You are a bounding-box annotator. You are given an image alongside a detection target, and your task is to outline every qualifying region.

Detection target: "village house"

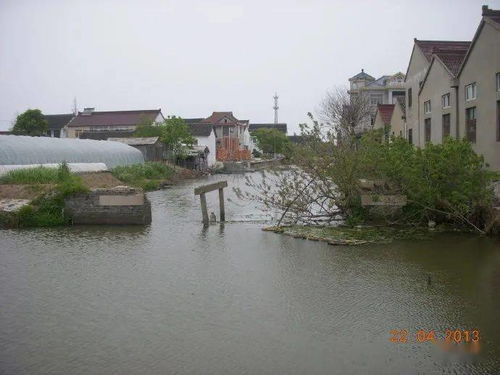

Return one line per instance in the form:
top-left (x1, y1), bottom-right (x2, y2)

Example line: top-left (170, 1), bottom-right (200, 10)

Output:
top-left (185, 121), bottom-right (217, 167)
top-left (65, 108), bottom-right (164, 138)
top-left (348, 70), bottom-right (406, 133)
top-left (43, 113), bottom-right (74, 138)
top-left (185, 112), bottom-right (253, 161)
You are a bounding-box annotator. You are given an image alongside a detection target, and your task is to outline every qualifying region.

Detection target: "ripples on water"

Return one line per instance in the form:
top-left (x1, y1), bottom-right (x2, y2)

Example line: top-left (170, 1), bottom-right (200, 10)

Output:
top-left (1, 173), bottom-right (499, 374)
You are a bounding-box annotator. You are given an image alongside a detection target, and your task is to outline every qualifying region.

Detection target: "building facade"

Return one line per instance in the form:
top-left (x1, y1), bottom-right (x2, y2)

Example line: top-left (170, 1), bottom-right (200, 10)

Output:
top-left (405, 5), bottom-right (500, 170)
top-left (65, 108), bottom-right (164, 138)
top-left (349, 70), bottom-right (406, 133)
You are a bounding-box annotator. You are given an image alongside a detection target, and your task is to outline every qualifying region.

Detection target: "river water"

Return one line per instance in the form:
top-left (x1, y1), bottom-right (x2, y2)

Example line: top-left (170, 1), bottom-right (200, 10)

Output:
top-left (1, 173), bottom-right (499, 375)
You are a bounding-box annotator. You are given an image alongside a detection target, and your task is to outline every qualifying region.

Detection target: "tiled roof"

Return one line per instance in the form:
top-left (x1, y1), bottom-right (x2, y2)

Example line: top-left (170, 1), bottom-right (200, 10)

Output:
top-left (108, 137), bottom-right (160, 146)
top-left (79, 130), bottom-right (135, 140)
top-left (377, 104), bottom-right (395, 125)
top-left (187, 123), bottom-right (213, 137)
top-left (68, 109), bottom-right (161, 127)
top-left (201, 112), bottom-right (239, 124)
top-left (43, 114), bottom-right (74, 130)
top-left (349, 69), bottom-right (375, 81)
top-left (415, 39), bottom-right (471, 62)
top-left (183, 118), bottom-right (204, 124)
top-left (483, 5), bottom-right (500, 25)
top-left (433, 48), bottom-right (469, 76)
top-left (249, 123), bottom-right (287, 133)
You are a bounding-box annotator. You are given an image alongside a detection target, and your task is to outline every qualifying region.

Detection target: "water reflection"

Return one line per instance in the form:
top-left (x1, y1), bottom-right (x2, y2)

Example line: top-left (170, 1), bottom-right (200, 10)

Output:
top-left (0, 172), bottom-right (499, 375)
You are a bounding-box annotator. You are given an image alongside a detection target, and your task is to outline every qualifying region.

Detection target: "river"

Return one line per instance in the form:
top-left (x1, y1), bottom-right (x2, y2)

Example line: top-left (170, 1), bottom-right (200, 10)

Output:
top-left (1, 173), bottom-right (499, 375)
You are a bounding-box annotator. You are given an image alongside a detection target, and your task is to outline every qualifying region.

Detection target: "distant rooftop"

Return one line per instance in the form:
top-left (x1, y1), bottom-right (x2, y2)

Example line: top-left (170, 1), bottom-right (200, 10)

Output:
top-left (43, 113), bottom-right (74, 130)
top-left (415, 39), bottom-right (471, 62)
top-left (249, 123), bottom-right (287, 134)
top-left (68, 109), bottom-right (162, 127)
top-left (349, 69), bottom-right (375, 81)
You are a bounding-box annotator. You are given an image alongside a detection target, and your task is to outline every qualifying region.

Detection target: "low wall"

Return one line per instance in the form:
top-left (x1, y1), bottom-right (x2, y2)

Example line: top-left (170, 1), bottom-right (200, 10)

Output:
top-left (64, 186), bottom-right (151, 225)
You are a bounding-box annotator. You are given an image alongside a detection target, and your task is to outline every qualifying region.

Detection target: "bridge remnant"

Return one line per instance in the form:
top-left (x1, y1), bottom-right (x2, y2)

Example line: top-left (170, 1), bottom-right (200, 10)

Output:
top-left (194, 180), bottom-right (228, 226)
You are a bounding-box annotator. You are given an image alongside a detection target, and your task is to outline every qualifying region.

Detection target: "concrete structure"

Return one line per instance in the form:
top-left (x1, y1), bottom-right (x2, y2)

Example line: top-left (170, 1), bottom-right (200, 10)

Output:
top-left (64, 186), bottom-right (151, 225)
top-left (457, 6), bottom-right (500, 170)
top-left (66, 108), bottom-right (164, 138)
top-left (108, 137), bottom-right (165, 162)
top-left (349, 70), bottom-right (406, 132)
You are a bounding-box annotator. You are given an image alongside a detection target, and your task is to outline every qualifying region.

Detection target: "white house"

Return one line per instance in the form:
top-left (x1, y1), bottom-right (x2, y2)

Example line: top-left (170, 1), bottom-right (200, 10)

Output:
top-left (186, 122), bottom-right (217, 167)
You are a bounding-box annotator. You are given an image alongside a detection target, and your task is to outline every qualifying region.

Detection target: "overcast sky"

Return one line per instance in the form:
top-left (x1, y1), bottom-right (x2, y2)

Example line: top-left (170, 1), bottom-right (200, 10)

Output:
top-left (1, 0), bottom-right (498, 133)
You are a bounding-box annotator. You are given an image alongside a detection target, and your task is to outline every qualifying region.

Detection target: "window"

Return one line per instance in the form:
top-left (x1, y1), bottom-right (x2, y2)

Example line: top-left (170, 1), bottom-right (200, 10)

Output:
top-left (408, 88), bottom-right (412, 107)
top-left (466, 107), bottom-right (477, 143)
top-left (424, 100), bottom-right (431, 114)
top-left (465, 83), bottom-right (477, 101)
top-left (497, 101), bottom-right (500, 142)
top-left (370, 95), bottom-right (383, 105)
top-left (442, 93), bottom-right (450, 108)
top-left (408, 128), bottom-right (413, 144)
top-left (425, 118), bottom-right (431, 143)
top-left (442, 114), bottom-right (450, 140)
top-left (497, 73), bottom-right (500, 92)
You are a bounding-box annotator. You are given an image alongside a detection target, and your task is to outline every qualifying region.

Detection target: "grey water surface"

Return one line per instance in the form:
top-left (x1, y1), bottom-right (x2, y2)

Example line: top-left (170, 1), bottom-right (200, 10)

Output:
top-left (1, 173), bottom-right (499, 375)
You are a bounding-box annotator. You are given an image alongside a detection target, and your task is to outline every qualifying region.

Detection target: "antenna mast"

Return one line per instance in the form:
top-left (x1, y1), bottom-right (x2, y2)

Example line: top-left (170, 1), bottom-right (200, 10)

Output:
top-left (72, 97), bottom-right (78, 115)
top-left (273, 92), bottom-right (279, 124)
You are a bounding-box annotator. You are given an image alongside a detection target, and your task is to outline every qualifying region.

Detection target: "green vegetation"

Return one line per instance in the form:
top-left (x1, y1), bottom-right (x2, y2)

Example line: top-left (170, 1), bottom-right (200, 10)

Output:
top-left (242, 88), bottom-right (496, 234)
top-left (111, 162), bottom-right (175, 191)
top-left (134, 116), bottom-right (195, 158)
top-left (11, 108), bottom-right (48, 136)
top-left (251, 128), bottom-right (290, 156)
top-left (0, 163), bottom-right (88, 228)
top-left (0, 166), bottom-right (61, 184)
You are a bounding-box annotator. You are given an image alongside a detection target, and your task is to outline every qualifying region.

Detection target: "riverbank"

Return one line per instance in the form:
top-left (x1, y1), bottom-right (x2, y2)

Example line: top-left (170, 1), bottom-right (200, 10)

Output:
top-left (0, 162), bottom-right (203, 228)
top-left (263, 224), bottom-right (455, 245)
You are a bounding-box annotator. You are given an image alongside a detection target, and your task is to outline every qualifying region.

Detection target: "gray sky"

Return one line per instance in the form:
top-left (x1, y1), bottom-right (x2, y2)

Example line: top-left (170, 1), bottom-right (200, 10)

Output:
top-left (1, 0), bottom-right (498, 133)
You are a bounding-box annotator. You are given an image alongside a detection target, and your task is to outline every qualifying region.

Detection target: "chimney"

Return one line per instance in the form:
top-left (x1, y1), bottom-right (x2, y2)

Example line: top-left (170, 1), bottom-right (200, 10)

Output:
top-left (82, 107), bottom-right (95, 116)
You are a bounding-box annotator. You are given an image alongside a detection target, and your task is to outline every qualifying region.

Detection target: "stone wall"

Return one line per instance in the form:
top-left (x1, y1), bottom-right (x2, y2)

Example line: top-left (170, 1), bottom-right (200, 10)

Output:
top-left (64, 186), bottom-right (151, 225)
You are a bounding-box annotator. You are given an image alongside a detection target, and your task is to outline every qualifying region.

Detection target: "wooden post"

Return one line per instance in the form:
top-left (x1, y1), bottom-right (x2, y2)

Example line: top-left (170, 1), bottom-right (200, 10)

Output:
top-left (200, 192), bottom-right (209, 226)
top-left (218, 188), bottom-right (225, 222)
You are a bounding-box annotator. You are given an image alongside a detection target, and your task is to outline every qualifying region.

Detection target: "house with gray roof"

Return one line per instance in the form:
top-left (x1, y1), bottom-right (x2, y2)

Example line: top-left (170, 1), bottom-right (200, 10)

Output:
top-left (43, 113), bottom-right (74, 138)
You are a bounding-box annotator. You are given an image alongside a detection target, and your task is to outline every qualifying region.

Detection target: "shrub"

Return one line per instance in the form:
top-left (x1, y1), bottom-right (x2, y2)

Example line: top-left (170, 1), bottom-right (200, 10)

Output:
top-left (111, 162), bottom-right (174, 191)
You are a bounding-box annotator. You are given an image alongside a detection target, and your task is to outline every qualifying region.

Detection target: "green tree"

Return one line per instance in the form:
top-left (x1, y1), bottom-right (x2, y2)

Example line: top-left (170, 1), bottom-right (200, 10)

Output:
top-left (251, 128), bottom-right (290, 155)
top-left (12, 109), bottom-right (48, 136)
top-left (134, 116), bottom-right (195, 157)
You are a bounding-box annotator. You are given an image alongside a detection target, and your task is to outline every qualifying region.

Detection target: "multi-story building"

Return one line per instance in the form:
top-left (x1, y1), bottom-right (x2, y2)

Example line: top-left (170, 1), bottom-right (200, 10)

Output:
top-left (348, 70), bottom-right (406, 133)
top-left (408, 5), bottom-right (499, 170)
top-left (405, 39), bottom-right (470, 145)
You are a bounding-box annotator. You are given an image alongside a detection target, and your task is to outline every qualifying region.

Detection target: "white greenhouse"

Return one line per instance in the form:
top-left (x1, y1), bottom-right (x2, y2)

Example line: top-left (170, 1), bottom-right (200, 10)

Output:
top-left (0, 136), bottom-right (144, 169)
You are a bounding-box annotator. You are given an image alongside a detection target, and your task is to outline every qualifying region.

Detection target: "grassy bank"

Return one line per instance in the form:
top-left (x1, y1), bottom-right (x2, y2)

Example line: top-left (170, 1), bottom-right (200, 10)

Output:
top-left (110, 162), bottom-right (176, 191)
top-left (0, 164), bottom-right (88, 228)
top-left (263, 225), bottom-right (436, 245)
